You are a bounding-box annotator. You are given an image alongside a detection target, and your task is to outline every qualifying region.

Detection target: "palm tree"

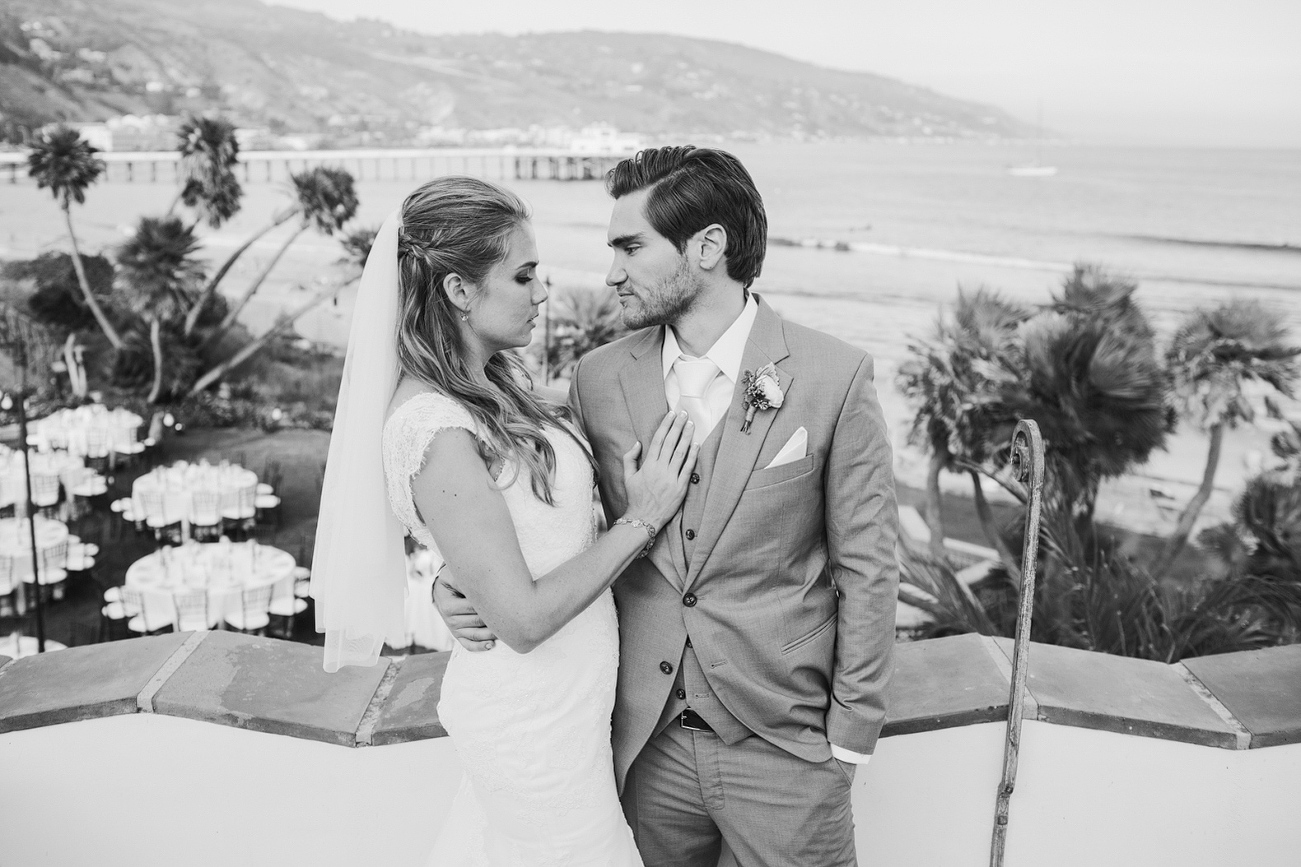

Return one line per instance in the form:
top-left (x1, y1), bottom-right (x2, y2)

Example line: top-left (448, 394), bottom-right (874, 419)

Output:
top-left (1153, 300), bottom-right (1300, 577)
top-left (539, 286), bottom-right (629, 381)
top-left (202, 166), bottom-right (359, 350)
top-left (172, 114), bottom-right (243, 229)
top-left (26, 126), bottom-right (124, 349)
top-left (188, 224), bottom-right (375, 397)
top-left (1005, 267), bottom-right (1171, 523)
top-left (896, 287), bottom-right (1030, 564)
top-left (115, 216), bottom-right (204, 402)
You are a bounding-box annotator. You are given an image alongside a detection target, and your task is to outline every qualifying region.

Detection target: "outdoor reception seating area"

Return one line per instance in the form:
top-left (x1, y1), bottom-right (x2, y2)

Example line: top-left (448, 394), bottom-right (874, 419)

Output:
top-left (0, 403), bottom-right (320, 659)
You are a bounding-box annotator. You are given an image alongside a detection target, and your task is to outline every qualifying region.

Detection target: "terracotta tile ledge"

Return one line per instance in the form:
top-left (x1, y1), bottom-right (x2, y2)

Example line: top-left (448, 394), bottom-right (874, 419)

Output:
top-left (0, 631), bottom-right (1296, 750)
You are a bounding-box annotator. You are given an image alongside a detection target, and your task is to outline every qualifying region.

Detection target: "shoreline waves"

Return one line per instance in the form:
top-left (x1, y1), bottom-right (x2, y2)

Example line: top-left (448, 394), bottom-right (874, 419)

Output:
top-left (2, 141), bottom-right (1297, 531)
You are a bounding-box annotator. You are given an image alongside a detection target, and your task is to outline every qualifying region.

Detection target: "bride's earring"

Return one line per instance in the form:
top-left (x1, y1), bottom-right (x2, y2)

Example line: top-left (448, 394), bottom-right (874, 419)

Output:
top-left (460, 312), bottom-right (469, 322)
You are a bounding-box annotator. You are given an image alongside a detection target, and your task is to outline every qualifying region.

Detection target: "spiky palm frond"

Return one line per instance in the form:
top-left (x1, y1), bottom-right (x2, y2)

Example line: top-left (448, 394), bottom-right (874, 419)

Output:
top-left (291, 166), bottom-right (359, 235)
top-left (896, 286), bottom-right (1030, 467)
top-left (116, 216), bottom-right (205, 324)
top-left (1167, 300), bottom-right (1301, 430)
top-left (898, 547), bottom-right (1001, 638)
top-left (1051, 263), bottom-right (1153, 344)
top-left (26, 126), bottom-right (104, 208)
top-left (1011, 311), bottom-right (1170, 487)
top-left (176, 115), bottom-right (243, 228)
top-left (337, 225), bottom-right (378, 270)
top-left (540, 287), bottom-right (628, 379)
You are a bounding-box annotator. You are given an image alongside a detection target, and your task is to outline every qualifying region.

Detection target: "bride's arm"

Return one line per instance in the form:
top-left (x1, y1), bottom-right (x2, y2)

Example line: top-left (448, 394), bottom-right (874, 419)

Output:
top-left (413, 411), bottom-right (697, 654)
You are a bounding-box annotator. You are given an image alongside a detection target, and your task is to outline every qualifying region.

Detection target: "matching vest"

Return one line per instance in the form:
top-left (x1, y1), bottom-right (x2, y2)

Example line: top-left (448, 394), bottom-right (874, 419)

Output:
top-left (651, 419), bottom-right (751, 744)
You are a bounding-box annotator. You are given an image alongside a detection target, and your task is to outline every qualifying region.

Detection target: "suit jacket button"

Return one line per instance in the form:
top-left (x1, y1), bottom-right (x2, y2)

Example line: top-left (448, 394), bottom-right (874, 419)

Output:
top-left (660, 661), bottom-right (674, 675)
top-left (690, 472), bottom-right (701, 484)
top-left (676, 688), bottom-right (687, 700)
top-left (685, 637), bottom-right (692, 648)
top-left (683, 593), bottom-right (697, 607)
top-left (685, 529), bottom-right (696, 540)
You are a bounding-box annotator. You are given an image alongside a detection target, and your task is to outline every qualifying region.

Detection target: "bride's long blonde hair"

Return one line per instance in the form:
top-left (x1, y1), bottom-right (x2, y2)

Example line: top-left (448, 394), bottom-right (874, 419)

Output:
top-left (395, 176), bottom-right (589, 504)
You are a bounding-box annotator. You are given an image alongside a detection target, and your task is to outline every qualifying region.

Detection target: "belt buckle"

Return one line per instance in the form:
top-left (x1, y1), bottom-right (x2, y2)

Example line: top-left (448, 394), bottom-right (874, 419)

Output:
top-left (679, 709), bottom-right (710, 732)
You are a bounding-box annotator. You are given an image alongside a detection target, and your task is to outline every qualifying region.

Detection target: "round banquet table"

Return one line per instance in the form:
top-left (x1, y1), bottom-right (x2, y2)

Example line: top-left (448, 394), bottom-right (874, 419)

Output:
top-left (0, 517), bottom-right (70, 582)
top-left (125, 540), bottom-right (296, 630)
top-left (0, 634), bottom-right (67, 659)
top-left (29, 404), bottom-right (144, 457)
top-left (0, 448), bottom-right (87, 511)
top-left (131, 461), bottom-right (259, 529)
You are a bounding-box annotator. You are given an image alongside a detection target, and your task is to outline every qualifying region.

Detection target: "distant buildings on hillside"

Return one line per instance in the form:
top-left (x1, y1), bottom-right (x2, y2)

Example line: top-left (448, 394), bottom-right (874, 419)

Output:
top-left (49, 110), bottom-right (643, 154)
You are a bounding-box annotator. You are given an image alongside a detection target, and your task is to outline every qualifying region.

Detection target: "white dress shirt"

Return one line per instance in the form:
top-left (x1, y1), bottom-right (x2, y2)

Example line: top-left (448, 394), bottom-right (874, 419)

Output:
top-left (662, 295), bottom-right (758, 440)
top-left (660, 295), bottom-right (869, 767)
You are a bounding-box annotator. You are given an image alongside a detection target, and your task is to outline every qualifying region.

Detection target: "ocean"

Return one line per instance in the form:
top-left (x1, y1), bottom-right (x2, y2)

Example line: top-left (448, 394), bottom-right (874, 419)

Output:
top-left (3, 140), bottom-right (1298, 500)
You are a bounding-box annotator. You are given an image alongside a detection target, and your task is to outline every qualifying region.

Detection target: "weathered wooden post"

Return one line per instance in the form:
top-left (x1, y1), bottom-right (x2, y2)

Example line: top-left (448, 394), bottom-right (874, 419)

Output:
top-left (990, 418), bottom-right (1045, 867)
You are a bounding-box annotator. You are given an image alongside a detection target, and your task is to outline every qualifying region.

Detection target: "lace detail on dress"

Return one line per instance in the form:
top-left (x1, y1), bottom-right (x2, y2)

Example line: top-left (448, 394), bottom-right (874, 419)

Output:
top-left (390, 391), bottom-right (637, 866)
top-left (382, 391), bottom-right (481, 552)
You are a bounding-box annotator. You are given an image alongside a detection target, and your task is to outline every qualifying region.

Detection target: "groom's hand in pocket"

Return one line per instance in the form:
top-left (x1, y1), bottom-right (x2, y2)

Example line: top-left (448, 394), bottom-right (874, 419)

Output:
top-left (432, 571), bottom-right (498, 652)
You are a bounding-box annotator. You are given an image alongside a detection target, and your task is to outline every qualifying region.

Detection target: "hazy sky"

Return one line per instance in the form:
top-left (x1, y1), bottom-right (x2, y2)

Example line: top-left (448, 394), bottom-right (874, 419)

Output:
top-left (271, 0), bottom-right (1301, 147)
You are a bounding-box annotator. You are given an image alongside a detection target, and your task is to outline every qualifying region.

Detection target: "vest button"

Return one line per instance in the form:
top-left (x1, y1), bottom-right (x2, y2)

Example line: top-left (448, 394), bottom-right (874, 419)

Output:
top-left (683, 593), bottom-right (697, 607)
top-left (685, 529), bottom-right (696, 540)
top-left (660, 661), bottom-right (674, 675)
top-left (685, 637), bottom-right (692, 648)
top-left (676, 688), bottom-right (687, 700)
top-left (690, 472), bottom-right (700, 484)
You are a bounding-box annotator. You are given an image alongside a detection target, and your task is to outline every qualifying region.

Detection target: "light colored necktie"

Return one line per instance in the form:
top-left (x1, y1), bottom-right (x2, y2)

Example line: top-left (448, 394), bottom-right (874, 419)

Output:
top-left (674, 356), bottom-right (721, 443)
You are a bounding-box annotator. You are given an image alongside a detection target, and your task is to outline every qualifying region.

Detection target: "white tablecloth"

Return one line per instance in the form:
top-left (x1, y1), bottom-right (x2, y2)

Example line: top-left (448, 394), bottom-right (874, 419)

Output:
top-left (131, 462), bottom-right (259, 526)
top-left (0, 449), bottom-right (87, 510)
top-left (125, 540), bottom-right (296, 629)
top-left (30, 405), bottom-right (144, 456)
top-left (0, 517), bottom-right (69, 585)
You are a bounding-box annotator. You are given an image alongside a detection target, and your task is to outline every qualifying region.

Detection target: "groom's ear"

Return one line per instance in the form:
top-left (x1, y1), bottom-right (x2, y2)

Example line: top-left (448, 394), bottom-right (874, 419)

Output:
top-left (441, 272), bottom-right (472, 315)
top-left (694, 223), bottom-right (727, 273)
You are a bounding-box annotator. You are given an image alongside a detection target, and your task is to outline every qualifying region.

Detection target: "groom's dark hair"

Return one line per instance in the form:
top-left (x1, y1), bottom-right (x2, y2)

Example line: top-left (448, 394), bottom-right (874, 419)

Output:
top-left (606, 146), bottom-right (767, 289)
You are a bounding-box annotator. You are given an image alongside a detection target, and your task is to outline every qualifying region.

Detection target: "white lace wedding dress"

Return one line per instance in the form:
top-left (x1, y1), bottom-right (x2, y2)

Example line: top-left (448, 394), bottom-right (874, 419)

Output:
top-left (383, 392), bottom-right (642, 867)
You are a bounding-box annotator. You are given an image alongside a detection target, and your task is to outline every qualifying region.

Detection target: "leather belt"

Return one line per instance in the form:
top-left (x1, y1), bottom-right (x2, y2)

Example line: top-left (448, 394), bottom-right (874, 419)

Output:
top-left (679, 708), bottom-right (714, 733)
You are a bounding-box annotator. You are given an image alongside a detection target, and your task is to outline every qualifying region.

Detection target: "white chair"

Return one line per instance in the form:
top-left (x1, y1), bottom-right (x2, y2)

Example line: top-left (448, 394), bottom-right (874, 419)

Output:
top-left (70, 471), bottom-right (108, 499)
top-left (0, 552), bottom-right (20, 617)
top-left (221, 485), bottom-right (257, 539)
top-left (23, 539), bottom-right (68, 602)
top-left (117, 583), bottom-right (165, 632)
top-left (269, 577), bottom-right (308, 637)
top-left (29, 472), bottom-right (61, 509)
top-left (140, 489), bottom-right (182, 546)
top-left (63, 541), bottom-right (96, 582)
top-left (224, 584), bottom-right (274, 634)
top-left (172, 588), bottom-right (210, 633)
top-left (190, 489), bottom-right (223, 543)
top-left (292, 565), bottom-right (312, 598)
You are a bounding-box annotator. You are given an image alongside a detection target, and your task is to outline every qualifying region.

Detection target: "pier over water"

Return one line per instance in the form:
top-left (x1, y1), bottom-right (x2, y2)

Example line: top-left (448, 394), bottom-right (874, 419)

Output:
top-left (0, 147), bottom-right (628, 184)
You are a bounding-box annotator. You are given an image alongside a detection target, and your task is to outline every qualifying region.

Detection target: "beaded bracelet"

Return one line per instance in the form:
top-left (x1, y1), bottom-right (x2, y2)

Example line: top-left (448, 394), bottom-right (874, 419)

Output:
top-left (613, 516), bottom-right (657, 558)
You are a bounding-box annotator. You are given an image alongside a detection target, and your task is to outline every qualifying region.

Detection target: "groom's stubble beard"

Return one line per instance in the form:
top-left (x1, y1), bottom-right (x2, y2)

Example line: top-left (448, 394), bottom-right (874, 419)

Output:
top-left (620, 256), bottom-right (703, 331)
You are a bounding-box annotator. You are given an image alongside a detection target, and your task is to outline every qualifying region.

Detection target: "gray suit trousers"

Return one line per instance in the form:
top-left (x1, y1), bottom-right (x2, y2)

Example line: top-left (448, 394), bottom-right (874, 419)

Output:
top-left (621, 724), bottom-right (857, 867)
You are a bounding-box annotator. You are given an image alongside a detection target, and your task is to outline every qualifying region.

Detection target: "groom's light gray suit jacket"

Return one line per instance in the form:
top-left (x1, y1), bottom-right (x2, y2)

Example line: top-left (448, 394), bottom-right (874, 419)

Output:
top-left (569, 296), bottom-right (899, 791)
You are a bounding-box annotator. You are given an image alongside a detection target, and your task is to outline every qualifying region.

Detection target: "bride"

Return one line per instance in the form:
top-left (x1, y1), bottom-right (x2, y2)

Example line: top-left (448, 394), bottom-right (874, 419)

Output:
top-left (312, 176), bottom-right (699, 866)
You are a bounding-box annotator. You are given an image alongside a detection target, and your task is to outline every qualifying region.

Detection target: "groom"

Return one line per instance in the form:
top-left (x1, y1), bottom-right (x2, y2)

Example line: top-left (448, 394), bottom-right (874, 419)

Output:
top-left (439, 146), bottom-right (898, 865)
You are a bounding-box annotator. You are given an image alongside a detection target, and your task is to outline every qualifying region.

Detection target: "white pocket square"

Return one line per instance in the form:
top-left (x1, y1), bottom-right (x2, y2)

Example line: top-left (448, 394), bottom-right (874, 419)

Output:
top-left (764, 427), bottom-right (807, 469)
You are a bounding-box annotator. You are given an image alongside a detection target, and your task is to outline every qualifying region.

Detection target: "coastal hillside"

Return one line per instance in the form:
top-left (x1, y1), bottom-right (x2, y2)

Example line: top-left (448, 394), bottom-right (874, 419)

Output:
top-left (0, 0), bottom-right (1028, 144)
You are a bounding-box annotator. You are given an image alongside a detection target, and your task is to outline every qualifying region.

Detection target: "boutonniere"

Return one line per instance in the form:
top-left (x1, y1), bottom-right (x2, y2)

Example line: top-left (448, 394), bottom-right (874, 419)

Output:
top-left (740, 363), bottom-right (784, 433)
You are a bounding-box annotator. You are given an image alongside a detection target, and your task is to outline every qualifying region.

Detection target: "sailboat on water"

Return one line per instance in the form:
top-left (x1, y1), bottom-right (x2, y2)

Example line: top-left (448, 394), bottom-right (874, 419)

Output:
top-left (1007, 104), bottom-right (1057, 177)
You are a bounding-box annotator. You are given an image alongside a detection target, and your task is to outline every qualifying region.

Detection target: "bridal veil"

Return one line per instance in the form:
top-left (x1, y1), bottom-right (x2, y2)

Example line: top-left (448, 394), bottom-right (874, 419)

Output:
top-left (311, 210), bottom-right (409, 672)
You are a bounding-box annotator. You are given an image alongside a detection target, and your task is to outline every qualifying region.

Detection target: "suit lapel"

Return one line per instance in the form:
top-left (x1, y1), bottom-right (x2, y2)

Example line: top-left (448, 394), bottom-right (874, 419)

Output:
top-left (685, 297), bottom-right (791, 588)
top-left (617, 327), bottom-right (685, 587)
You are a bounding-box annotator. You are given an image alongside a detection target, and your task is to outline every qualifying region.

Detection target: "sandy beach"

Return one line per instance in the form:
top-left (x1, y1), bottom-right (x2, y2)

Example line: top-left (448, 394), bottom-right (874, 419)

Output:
top-left (3, 145), bottom-right (1297, 538)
